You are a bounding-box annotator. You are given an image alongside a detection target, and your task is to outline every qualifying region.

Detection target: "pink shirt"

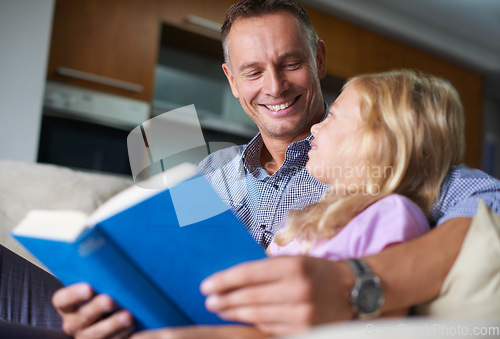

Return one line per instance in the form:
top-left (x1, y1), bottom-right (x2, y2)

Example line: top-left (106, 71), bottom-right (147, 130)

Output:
top-left (268, 194), bottom-right (430, 260)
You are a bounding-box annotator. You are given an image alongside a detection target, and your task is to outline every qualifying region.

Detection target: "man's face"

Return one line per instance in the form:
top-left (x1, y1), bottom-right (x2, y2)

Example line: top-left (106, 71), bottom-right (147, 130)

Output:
top-left (222, 11), bottom-right (326, 142)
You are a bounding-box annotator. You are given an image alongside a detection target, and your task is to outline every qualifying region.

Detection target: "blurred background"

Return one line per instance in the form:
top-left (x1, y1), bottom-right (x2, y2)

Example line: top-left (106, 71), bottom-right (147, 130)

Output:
top-left (1, 0), bottom-right (498, 178)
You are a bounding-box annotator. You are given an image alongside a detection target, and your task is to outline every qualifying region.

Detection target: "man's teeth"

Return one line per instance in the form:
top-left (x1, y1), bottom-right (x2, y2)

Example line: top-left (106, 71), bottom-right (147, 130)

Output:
top-left (266, 101), bottom-right (292, 111)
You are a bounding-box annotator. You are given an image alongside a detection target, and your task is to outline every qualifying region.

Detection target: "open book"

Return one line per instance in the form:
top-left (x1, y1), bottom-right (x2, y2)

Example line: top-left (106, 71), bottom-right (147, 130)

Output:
top-left (11, 163), bottom-right (266, 330)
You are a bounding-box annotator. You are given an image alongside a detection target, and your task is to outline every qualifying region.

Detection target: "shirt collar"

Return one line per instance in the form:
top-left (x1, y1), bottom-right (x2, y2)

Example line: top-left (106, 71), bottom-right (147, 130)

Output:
top-left (241, 103), bottom-right (329, 172)
top-left (242, 133), bottom-right (264, 173)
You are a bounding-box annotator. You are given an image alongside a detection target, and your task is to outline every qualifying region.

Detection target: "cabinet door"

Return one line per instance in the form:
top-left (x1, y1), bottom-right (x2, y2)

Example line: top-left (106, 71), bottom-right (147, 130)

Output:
top-left (47, 0), bottom-right (160, 102)
top-left (158, 0), bottom-right (235, 40)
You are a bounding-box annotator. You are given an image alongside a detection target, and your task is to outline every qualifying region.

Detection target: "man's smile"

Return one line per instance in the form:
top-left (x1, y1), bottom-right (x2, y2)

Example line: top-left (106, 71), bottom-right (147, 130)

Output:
top-left (262, 95), bottom-right (300, 113)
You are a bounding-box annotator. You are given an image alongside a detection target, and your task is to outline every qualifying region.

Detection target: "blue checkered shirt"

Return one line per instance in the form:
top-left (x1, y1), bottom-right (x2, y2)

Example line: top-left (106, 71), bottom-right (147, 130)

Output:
top-left (429, 164), bottom-right (500, 226)
top-left (198, 135), bottom-right (500, 247)
top-left (197, 133), bottom-right (328, 248)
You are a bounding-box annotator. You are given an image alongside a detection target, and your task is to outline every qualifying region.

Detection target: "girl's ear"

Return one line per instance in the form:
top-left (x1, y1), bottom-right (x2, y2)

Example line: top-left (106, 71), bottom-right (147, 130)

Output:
top-left (222, 63), bottom-right (240, 99)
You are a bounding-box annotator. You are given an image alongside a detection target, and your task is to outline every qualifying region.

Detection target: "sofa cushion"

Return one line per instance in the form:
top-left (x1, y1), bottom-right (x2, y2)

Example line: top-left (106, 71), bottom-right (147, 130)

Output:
top-left (415, 200), bottom-right (500, 317)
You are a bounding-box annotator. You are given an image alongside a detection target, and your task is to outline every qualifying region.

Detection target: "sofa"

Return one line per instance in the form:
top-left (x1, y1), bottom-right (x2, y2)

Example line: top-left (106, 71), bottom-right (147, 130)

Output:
top-left (0, 160), bottom-right (133, 269)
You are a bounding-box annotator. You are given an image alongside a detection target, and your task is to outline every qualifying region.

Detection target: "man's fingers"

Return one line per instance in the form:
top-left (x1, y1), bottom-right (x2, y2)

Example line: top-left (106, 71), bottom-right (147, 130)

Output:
top-left (52, 283), bottom-right (138, 338)
top-left (52, 283), bottom-right (94, 313)
top-left (76, 310), bottom-right (134, 339)
top-left (60, 294), bottom-right (116, 335)
top-left (201, 259), bottom-right (277, 295)
top-left (201, 256), bottom-right (309, 295)
top-left (205, 276), bottom-right (313, 312)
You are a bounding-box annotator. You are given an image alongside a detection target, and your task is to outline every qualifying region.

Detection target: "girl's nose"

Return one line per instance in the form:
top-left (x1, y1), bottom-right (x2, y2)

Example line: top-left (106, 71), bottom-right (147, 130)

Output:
top-left (310, 122), bottom-right (320, 136)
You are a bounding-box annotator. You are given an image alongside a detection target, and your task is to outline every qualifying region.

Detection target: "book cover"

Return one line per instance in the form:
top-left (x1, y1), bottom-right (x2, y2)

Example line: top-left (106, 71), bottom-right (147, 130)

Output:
top-left (11, 163), bottom-right (267, 330)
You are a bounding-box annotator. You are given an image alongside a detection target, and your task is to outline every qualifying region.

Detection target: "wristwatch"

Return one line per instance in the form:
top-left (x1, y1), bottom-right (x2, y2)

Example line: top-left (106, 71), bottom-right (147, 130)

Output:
top-left (346, 258), bottom-right (384, 319)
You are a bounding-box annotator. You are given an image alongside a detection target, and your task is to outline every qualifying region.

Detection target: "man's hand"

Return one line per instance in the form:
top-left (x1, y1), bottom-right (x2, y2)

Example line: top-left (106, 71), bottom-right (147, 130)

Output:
top-left (51, 283), bottom-right (134, 338)
top-left (200, 256), bottom-right (355, 336)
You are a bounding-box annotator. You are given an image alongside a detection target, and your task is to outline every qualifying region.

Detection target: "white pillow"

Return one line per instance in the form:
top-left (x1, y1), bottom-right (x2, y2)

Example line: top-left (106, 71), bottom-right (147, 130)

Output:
top-left (415, 200), bottom-right (500, 317)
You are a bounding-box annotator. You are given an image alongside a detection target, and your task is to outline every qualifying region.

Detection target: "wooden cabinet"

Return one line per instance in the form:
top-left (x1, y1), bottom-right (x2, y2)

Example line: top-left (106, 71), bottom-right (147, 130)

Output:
top-left (158, 0), bottom-right (234, 40)
top-left (47, 0), bottom-right (160, 102)
top-left (47, 0), bottom-right (233, 101)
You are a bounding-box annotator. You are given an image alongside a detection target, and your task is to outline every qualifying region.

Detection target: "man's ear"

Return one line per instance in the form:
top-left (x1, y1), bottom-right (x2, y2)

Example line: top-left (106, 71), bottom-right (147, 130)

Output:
top-left (222, 63), bottom-right (239, 99)
top-left (316, 40), bottom-right (327, 79)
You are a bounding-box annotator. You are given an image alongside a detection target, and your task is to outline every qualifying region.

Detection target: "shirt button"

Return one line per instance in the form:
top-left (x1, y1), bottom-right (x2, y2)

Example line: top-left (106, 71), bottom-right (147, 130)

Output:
top-left (273, 184), bottom-right (279, 190)
top-left (260, 224), bottom-right (266, 230)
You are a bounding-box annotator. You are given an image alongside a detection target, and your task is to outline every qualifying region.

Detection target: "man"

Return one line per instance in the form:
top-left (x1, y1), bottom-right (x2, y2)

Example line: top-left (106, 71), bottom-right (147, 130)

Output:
top-left (196, 0), bottom-right (328, 249)
top-left (52, 0), bottom-right (500, 338)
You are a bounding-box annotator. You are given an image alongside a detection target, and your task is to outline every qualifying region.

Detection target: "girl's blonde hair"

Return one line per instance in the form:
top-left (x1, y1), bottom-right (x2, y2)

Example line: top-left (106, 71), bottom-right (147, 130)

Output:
top-left (274, 69), bottom-right (465, 247)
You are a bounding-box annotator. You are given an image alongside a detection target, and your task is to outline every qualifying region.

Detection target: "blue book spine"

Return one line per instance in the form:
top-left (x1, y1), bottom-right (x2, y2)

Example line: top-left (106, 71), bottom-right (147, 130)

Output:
top-left (12, 228), bottom-right (194, 330)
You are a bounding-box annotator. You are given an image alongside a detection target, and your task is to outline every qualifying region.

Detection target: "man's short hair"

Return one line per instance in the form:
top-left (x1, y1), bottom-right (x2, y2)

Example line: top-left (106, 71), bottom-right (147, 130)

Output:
top-left (221, 0), bottom-right (319, 65)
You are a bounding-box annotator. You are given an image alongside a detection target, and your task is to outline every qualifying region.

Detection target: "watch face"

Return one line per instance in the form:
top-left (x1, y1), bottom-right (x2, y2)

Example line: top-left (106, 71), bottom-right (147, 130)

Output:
top-left (357, 279), bottom-right (383, 314)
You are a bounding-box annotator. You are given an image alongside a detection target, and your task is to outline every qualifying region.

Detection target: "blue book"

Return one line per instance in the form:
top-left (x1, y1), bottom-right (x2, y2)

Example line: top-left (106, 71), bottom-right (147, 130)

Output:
top-left (11, 163), bottom-right (266, 330)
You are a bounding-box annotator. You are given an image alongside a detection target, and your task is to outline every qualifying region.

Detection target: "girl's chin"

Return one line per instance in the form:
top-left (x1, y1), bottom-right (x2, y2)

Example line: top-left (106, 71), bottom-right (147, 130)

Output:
top-left (306, 163), bottom-right (325, 182)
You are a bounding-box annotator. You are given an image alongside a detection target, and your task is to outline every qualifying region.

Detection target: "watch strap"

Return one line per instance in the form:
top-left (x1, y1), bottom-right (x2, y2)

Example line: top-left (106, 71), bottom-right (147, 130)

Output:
top-left (348, 258), bottom-right (371, 277)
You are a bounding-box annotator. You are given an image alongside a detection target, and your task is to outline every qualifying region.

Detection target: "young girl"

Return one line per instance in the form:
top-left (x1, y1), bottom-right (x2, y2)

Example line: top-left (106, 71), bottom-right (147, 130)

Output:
top-left (269, 69), bottom-right (465, 260)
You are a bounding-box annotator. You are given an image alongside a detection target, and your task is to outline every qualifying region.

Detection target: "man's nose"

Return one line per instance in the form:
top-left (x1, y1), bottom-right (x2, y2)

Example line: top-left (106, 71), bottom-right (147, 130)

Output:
top-left (263, 68), bottom-right (287, 97)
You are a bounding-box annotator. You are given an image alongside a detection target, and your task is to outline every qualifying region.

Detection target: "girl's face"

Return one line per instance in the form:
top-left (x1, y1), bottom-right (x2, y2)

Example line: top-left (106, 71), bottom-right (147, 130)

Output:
top-left (307, 84), bottom-right (365, 187)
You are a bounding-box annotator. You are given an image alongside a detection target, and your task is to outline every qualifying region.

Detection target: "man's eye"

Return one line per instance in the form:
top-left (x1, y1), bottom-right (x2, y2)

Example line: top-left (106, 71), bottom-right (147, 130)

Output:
top-left (245, 71), bottom-right (261, 79)
top-left (285, 62), bottom-right (300, 69)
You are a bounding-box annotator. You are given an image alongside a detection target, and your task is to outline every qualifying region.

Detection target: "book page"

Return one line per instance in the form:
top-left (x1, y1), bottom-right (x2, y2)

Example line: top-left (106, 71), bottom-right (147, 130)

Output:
top-left (87, 162), bottom-right (198, 225)
top-left (12, 210), bottom-right (89, 242)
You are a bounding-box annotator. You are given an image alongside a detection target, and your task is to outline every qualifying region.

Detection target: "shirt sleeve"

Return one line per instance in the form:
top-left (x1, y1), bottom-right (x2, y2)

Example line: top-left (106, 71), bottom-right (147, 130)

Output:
top-left (345, 194), bottom-right (430, 258)
top-left (430, 166), bottom-right (500, 226)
